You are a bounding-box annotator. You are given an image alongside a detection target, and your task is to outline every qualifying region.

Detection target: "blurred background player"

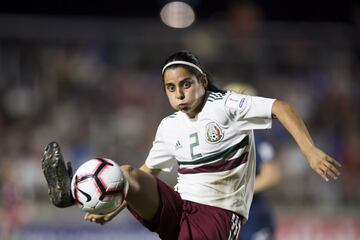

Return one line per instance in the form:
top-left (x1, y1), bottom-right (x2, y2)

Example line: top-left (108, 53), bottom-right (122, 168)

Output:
top-left (225, 83), bottom-right (282, 240)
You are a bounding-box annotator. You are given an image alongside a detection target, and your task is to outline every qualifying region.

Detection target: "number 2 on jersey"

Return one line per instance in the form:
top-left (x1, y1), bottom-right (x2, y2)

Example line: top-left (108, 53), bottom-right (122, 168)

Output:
top-left (190, 133), bottom-right (202, 160)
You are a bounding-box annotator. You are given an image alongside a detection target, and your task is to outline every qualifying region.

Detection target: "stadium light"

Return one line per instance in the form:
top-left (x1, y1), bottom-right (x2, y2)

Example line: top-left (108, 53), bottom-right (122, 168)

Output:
top-left (160, 1), bottom-right (195, 28)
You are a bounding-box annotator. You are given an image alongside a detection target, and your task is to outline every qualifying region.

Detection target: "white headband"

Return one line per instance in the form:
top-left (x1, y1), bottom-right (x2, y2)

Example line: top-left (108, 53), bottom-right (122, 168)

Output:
top-left (162, 60), bottom-right (203, 74)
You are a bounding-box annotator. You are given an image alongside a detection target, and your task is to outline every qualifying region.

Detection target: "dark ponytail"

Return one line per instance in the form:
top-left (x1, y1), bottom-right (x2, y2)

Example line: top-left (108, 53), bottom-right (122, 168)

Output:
top-left (205, 72), bottom-right (226, 93)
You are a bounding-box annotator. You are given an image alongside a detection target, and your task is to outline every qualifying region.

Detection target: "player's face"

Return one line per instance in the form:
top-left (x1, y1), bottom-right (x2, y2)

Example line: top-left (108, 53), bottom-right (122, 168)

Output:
top-left (163, 67), bottom-right (207, 118)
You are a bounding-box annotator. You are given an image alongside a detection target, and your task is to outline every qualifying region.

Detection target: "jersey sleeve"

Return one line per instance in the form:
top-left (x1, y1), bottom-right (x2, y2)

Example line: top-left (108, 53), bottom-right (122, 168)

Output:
top-left (145, 120), bottom-right (176, 172)
top-left (225, 92), bottom-right (276, 130)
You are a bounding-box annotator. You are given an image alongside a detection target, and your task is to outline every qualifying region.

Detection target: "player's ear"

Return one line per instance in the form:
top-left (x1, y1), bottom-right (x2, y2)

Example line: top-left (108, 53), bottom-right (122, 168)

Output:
top-left (200, 74), bottom-right (208, 89)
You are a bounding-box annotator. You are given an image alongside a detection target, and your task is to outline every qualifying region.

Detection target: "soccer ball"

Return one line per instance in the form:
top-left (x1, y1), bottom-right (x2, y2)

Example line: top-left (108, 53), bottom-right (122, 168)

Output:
top-left (71, 158), bottom-right (128, 214)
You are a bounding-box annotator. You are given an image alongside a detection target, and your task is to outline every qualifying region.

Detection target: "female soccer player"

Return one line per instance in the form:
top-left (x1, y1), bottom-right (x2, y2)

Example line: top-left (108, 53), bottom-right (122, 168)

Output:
top-left (42, 51), bottom-right (341, 240)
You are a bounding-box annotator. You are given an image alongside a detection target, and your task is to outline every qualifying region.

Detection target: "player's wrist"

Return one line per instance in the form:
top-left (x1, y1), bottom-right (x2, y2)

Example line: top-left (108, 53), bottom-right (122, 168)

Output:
top-left (299, 140), bottom-right (316, 160)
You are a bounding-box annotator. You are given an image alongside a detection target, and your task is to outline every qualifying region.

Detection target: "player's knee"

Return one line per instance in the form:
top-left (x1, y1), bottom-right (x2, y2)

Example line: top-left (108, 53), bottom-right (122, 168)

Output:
top-left (121, 165), bottom-right (137, 179)
top-left (120, 165), bottom-right (141, 191)
top-left (120, 164), bottom-right (133, 174)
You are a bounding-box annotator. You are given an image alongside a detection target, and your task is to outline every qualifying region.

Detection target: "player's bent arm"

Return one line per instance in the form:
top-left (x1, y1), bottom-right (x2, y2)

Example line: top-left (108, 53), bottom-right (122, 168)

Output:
top-left (254, 162), bottom-right (281, 194)
top-left (271, 100), bottom-right (341, 181)
top-left (84, 200), bottom-right (127, 224)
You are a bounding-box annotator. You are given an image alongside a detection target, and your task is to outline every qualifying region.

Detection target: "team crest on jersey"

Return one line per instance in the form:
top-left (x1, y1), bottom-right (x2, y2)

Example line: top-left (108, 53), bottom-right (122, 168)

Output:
top-left (205, 122), bottom-right (224, 144)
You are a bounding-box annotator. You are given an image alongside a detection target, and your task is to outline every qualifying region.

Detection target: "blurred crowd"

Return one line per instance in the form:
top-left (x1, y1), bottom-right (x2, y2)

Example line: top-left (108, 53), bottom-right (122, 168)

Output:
top-left (0, 3), bottom-right (359, 238)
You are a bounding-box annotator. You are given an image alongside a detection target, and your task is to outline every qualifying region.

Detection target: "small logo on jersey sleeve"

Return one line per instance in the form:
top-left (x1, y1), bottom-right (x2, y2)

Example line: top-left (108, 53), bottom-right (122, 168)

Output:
top-left (226, 94), bottom-right (248, 112)
top-left (239, 97), bottom-right (246, 109)
top-left (205, 122), bottom-right (224, 144)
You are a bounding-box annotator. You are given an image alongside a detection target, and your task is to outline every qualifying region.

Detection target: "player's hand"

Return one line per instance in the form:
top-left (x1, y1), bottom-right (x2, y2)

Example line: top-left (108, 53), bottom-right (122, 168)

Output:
top-left (306, 146), bottom-right (341, 181)
top-left (84, 201), bottom-right (127, 225)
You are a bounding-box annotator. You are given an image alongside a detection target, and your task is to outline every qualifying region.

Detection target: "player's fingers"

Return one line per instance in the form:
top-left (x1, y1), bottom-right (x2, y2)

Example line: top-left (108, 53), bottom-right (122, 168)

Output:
top-left (323, 161), bottom-right (341, 178)
top-left (84, 213), bottom-right (91, 221)
top-left (85, 214), bottom-right (96, 221)
top-left (319, 164), bottom-right (338, 181)
top-left (324, 168), bottom-right (338, 180)
top-left (326, 156), bottom-right (342, 168)
top-left (317, 167), bottom-right (329, 182)
top-left (85, 213), bottom-right (103, 223)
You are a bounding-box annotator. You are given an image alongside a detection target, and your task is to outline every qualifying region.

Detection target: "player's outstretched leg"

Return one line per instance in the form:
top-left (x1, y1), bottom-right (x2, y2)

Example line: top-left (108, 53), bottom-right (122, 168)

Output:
top-left (41, 141), bottom-right (75, 208)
